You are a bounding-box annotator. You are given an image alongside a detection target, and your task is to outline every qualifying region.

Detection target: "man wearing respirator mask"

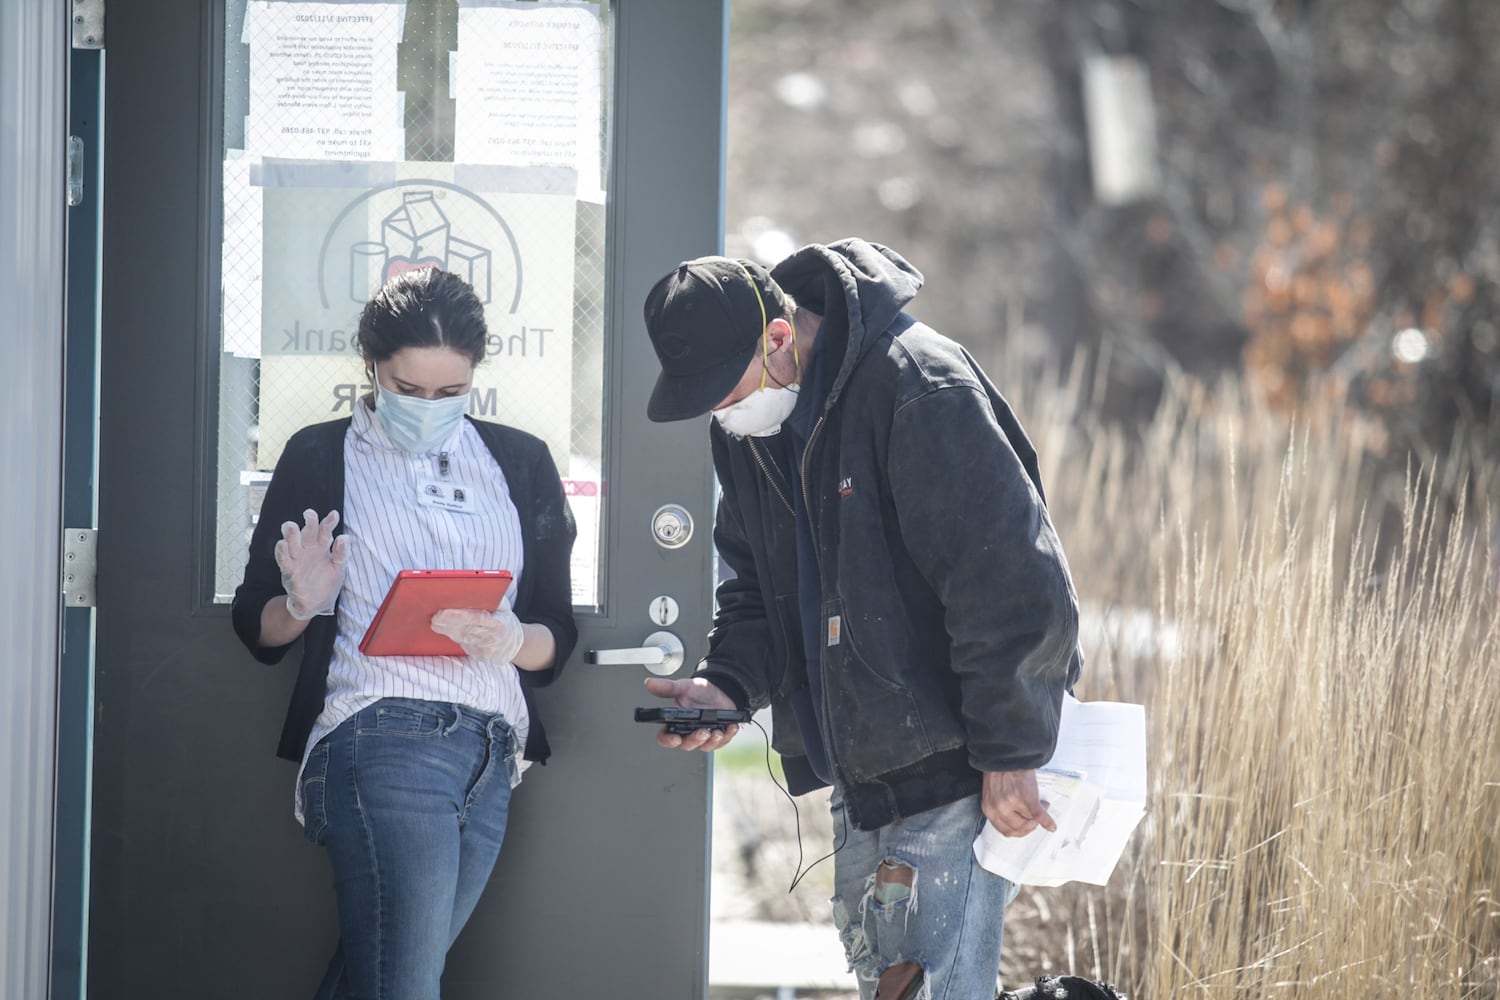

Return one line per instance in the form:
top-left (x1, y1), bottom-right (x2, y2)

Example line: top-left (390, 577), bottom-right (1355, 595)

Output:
top-left (639, 239), bottom-right (1085, 1000)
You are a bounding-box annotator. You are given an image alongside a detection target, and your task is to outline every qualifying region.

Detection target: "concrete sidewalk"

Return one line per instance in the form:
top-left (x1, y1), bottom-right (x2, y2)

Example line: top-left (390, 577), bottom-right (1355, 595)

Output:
top-left (710, 920), bottom-right (857, 998)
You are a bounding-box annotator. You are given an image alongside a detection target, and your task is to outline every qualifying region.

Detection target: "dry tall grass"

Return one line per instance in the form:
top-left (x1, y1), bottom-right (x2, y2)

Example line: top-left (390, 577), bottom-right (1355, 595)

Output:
top-left (1000, 354), bottom-right (1500, 997)
top-left (710, 350), bottom-right (1498, 998)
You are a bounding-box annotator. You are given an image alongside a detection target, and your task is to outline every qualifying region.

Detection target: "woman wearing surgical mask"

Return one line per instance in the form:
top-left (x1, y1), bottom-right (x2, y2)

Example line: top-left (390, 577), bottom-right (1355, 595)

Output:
top-left (231, 267), bottom-right (576, 1000)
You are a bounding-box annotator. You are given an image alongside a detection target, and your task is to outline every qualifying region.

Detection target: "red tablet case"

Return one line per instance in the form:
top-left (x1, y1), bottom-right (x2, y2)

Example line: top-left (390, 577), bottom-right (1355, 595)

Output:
top-left (358, 569), bottom-right (513, 657)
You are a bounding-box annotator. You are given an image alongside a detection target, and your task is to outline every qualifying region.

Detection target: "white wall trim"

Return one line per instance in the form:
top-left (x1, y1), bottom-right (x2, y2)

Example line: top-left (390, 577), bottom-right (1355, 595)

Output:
top-left (0, 0), bottom-right (69, 995)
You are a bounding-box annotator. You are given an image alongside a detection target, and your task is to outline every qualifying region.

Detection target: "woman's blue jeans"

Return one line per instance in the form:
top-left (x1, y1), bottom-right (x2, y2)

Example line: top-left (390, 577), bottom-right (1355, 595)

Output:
top-left (300, 698), bottom-right (519, 1000)
top-left (829, 792), bottom-right (1021, 1000)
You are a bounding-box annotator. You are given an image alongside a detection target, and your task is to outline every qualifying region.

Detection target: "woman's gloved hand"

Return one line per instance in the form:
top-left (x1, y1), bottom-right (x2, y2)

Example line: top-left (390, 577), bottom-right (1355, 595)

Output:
top-left (274, 509), bottom-right (349, 620)
top-left (431, 608), bottom-right (526, 662)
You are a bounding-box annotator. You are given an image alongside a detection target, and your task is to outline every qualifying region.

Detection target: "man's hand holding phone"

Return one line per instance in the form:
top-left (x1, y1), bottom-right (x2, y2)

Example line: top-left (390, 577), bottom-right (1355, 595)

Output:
top-left (641, 676), bottom-right (744, 751)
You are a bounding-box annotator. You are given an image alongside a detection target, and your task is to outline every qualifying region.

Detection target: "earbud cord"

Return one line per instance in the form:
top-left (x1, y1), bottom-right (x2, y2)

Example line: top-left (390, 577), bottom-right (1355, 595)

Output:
top-left (747, 717), bottom-right (847, 894)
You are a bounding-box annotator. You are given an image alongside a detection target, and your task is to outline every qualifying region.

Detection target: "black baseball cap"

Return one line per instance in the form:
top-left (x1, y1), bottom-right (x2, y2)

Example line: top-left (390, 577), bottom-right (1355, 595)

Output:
top-left (643, 256), bottom-right (783, 422)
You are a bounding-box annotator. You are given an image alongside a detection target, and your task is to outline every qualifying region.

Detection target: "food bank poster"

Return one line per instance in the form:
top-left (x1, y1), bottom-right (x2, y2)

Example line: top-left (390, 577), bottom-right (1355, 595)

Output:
top-left (255, 173), bottom-right (577, 472)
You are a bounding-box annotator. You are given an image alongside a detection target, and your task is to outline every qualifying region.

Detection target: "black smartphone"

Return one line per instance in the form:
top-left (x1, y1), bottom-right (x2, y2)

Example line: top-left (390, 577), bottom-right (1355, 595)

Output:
top-left (633, 706), bottom-right (752, 735)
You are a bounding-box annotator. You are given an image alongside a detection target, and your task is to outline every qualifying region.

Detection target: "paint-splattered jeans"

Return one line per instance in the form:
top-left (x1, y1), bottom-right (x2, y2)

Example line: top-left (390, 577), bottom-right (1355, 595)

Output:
top-left (830, 792), bottom-right (1020, 1000)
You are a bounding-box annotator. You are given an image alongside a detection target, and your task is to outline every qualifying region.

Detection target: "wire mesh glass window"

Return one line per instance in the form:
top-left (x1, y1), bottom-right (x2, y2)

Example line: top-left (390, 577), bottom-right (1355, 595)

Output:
top-left (216, 0), bottom-right (611, 608)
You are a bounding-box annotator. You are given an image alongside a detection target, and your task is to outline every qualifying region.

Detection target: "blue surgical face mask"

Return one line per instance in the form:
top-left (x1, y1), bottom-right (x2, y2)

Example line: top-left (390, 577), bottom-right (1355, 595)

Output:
top-left (372, 362), bottom-right (471, 452)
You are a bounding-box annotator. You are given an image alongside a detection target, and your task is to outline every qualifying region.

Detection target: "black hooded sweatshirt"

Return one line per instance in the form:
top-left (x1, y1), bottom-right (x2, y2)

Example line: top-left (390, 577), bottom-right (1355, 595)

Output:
top-left (696, 239), bottom-right (1083, 832)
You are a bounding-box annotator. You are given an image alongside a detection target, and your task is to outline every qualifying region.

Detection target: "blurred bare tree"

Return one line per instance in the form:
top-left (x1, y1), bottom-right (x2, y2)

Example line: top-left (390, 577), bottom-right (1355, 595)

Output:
top-left (726, 0), bottom-right (1500, 465)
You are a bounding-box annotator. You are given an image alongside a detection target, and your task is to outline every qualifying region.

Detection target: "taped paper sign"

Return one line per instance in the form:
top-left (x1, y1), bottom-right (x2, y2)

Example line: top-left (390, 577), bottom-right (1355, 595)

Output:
top-left (255, 166), bottom-right (577, 472)
top-left (452, 1), bottom-right (604, 200)
top-left (243, 1), bottom-right (406, 162)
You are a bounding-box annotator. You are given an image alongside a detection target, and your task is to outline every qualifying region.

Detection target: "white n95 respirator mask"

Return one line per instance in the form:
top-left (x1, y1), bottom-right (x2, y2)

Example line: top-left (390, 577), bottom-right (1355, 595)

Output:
top-left (712, 384), bottom-right (800, 439)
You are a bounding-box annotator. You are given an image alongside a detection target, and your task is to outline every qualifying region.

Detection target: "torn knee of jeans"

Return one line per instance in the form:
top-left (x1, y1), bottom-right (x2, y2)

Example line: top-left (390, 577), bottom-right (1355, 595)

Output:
top-left (830, 894), bottom-right (874, 976)
top-left (873, 858), bottom-right (916, 906)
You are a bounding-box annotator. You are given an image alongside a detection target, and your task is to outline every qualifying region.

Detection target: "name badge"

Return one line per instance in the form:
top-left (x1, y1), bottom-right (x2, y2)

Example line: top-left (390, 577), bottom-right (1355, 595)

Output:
top-left (417, 478), bottom-right (476, 514)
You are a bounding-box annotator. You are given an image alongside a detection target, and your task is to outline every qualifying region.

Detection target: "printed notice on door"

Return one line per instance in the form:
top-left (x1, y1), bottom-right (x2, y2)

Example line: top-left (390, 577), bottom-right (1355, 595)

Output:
top-left (243, 1), bottom-right (405, 161)
top-left (453, 2), bottom-right (603, 200)
top-left (254, 170), bottom-right (578, 472)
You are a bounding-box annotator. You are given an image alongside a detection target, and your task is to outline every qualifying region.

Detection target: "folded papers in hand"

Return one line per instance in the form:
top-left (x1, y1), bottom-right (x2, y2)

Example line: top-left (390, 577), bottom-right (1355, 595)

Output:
top-left (973, 695), bottom-right (1147, 887)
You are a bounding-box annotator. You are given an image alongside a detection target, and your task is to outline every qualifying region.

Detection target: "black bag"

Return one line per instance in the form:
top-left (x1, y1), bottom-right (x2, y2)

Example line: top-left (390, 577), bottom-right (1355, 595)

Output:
top-left (999, 975), bottom-right (1129, 1000)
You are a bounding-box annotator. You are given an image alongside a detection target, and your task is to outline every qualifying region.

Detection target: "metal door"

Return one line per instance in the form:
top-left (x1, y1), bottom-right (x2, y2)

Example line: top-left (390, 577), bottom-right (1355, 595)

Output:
top-left (89, 1), bottom-right (727, 996)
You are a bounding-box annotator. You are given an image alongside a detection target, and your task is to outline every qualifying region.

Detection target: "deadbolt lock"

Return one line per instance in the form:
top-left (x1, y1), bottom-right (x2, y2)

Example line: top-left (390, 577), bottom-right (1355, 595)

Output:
top-left (650, 504), bottom-right (694, 550)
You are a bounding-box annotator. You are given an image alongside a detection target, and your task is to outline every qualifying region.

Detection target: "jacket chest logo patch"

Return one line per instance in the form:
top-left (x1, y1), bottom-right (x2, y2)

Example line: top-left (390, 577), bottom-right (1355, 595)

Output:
top-left (827, 615), bottom-right (842, 646)
top-left (838, 476), bottom-right (854, 497)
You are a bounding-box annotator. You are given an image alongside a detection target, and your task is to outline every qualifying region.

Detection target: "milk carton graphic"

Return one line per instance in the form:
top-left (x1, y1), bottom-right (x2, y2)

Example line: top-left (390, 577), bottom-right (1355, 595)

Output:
top-left (348, 190), bottom-right (494, 303)
top-left (383, 191), bottom-right (450, 279)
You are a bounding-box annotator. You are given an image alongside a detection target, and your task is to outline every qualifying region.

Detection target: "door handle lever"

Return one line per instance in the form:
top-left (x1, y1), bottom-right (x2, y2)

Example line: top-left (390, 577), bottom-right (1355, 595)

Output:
top-left (584, 630), bottom-right (684, 676)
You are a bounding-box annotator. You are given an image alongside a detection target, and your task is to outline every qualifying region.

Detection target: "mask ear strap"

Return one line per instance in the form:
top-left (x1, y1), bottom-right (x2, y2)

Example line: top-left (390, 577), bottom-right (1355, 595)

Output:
top-left (735, 261), bottom-right (775, 391)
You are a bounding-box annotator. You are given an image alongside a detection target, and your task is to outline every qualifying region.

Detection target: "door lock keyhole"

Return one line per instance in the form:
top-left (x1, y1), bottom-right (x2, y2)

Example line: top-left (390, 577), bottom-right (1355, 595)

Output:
top-left (651, 504), bottom-right (693, 549)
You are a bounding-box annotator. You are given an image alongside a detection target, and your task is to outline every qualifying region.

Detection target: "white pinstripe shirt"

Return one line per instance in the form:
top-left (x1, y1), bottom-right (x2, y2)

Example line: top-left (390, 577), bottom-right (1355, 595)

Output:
top-left (294, 399), bottom-right (529, 823)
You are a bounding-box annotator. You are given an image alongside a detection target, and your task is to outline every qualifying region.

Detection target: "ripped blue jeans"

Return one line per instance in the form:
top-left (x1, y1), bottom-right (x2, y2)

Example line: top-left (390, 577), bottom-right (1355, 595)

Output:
top-left (829, 792), bottom-right (1020, 1000)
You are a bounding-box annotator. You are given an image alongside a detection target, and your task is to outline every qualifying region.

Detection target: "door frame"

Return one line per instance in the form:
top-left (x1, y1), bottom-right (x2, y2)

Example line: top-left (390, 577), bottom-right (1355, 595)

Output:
top-left (0, 2), bottom-right (69, 999)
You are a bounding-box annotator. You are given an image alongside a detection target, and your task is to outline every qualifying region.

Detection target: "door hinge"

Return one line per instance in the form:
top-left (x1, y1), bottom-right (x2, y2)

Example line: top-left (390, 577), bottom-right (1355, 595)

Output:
top-left (63, 529), bottom-right (98, 608)
top-left (72, 0), bottom-right (105, 50)
top-left (67, 137), bottom-right (85, 207)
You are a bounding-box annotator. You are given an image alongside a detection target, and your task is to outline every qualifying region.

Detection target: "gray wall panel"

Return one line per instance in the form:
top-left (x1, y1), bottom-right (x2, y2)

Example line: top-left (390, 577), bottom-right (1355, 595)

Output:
top-left (0, 0), bottom-right (69, 998)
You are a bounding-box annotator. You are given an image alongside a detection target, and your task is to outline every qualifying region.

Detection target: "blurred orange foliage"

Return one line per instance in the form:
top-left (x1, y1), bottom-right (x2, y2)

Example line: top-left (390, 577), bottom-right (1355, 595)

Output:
top-left (1242, 184), bottom-right (1378, 409)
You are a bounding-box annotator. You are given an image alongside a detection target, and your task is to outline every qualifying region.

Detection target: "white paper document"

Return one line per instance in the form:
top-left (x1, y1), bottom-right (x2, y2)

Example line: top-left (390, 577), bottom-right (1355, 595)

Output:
top-left (452, 2), bottom-right (604, 199)
top-left (973, 695), bottom-right (1147, 887)
top-left (243, 1), bottom-right (406, 162)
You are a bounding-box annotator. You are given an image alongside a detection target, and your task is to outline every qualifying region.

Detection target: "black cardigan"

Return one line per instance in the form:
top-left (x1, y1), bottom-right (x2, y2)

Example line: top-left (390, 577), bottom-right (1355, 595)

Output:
top-left (231, 415), bottom-right (578, 764)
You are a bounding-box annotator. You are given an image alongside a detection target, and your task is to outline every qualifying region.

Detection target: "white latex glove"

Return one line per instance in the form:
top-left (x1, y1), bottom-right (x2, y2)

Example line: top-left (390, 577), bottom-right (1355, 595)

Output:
top-left (274, 509), bottom-right (349, 620)
top-left (430, 607), bottom-right (526, 662)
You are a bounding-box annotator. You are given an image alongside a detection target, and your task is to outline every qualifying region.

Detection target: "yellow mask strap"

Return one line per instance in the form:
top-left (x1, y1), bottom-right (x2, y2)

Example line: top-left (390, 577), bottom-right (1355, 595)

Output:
top-left (736, 261), bottom-right (796, 392)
